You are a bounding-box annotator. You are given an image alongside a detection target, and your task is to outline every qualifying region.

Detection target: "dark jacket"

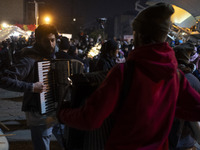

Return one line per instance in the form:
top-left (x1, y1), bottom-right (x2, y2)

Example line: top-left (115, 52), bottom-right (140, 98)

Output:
top-left (56, 51), bottom-right (88, 73)
top-left (0, 48), bottom-right (12, 70)
top-left (0, 45), bottom-right (44, 112)
top-left (55, 51), bottom-right (70, 59)
top-left (95, 54), bottom-right (116, 71)
top-left (56, 51), bottom-right (84, 63)
top-left (185, 73), bottom-right (200, 93)
top-left (169, 69), bottom-right (200, 149)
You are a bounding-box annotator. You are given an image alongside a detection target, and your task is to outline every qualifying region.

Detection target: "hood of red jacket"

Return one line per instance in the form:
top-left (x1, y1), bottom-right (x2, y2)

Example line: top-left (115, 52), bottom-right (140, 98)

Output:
top-left (127, 42), bottom-right (178, 82)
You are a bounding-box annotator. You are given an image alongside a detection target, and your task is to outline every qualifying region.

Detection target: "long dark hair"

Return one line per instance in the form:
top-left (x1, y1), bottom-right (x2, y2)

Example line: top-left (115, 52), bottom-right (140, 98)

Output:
top-left (35, 24), bottom-right (58, 42)
top-left (100, 40), bottom-right (118, 57)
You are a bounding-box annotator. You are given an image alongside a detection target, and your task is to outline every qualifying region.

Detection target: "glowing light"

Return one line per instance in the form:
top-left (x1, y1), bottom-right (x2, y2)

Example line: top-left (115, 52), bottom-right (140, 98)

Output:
top-left (171, 5), bottom-right (192, 24)
top-left (181, 32), bottom-right (187, 35)
top-left (73, 18), bottom-right (76, 22)
top-left (2, 23), bottom-right (8, 28)
top-left (44, 17), bottom-right (51, 24)
top-left (60, 33), bottom-right (72, 39)
top-left (87, 43), bottom-right (102, 58)
top-left (12, 31), bottom-right (20, 37)
top-left (26, 31), bottom-right (32, 36)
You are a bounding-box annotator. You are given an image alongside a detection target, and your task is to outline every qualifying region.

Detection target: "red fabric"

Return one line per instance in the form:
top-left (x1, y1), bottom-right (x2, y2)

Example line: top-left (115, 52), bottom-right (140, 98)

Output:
top-left (27, 24), bottom-right (36, 31)
top-left (15, 23), bottom-right (23, 29)
top-left (58, 42), bottom-right (200, 150)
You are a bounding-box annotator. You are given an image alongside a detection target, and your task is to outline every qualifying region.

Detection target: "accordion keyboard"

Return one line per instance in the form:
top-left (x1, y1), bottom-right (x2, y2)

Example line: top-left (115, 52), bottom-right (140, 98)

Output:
top-left (37, 60), bottom-right (55, 114)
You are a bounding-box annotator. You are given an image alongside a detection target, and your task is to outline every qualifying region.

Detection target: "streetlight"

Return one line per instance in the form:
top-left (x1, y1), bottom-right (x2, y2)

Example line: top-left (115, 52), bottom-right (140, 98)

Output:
top-left (2, 22), bottom-right (9, 28)
top-left (44, 16), bottom-right (51, 24)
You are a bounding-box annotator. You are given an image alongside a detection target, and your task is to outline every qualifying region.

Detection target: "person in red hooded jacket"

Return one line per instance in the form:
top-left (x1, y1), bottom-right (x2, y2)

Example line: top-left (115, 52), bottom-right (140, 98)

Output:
top-left (58, 3), bottom-right (200, 150)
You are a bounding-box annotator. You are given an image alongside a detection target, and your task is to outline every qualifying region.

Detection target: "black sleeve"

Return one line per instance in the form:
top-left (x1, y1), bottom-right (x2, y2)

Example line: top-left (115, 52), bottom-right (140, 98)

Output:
top-left (0, 57), bottom-right (35, 92)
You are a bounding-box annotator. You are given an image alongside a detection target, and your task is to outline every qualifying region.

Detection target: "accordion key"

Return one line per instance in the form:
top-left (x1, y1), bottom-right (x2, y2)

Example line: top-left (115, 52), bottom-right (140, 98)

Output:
top-left (37, 60), bottom-right (71, 115)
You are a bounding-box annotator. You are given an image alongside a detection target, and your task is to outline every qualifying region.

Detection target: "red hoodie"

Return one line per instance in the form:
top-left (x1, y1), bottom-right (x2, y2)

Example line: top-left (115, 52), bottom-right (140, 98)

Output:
top-left (58, 42), bottom-right (200, 150)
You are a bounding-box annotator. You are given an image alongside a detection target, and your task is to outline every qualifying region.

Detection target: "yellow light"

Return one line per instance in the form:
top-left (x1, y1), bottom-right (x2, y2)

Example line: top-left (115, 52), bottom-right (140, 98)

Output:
top-left (2, 22), bottom-right (8, 28)
top-left (171, 5), bottom-right (192, 24)
top-left (87, 43), bottom-right (102, 58)
top-left (73, 18), bottom-right (76, 22)
top-left (44, 17), bottom-right (51, 24)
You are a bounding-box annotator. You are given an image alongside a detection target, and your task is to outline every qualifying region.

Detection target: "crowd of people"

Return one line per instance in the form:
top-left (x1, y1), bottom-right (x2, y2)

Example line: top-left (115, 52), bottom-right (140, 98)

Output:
top-left (0, 29), bottom-right (134, 74)
top-left (0, 2), bottom-right (200, 150)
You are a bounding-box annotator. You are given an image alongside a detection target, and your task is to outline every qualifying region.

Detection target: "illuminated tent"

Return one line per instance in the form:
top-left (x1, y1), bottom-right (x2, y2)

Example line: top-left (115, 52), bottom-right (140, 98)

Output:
top-left (146, 0), bottom-right (200, 28)
top-left (146, 0), bottom-right (200, 17)
top-left (0, 26), bottom-right (29, 42)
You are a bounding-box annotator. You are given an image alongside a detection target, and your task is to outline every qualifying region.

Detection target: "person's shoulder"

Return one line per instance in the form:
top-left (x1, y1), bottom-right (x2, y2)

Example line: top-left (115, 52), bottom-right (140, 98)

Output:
top-left (185, 73), bottom-right (200, 92)
top-left (21, 46), bottom-right (43, 61)
top-left (97, 57), bottom-right (108, 64)
top-left (107, 63), bottom-right (124, 76)
top-left (74, 56), bottom-right (84, 63)
top-left (185, 72), bottom-right (199, 80)
top-left (21, 46), bottom-right (34, 52)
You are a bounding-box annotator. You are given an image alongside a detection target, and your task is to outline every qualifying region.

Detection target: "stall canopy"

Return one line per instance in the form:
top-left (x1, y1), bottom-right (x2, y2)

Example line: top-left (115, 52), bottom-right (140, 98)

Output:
top-left (146, 0), bottom-right (200, 17)
top-left (146, 0), bottom-right (200, 28)
top-left (145, 0), bottom-right (200, 42)
top-left (0, 26), bottom-right (29, 42)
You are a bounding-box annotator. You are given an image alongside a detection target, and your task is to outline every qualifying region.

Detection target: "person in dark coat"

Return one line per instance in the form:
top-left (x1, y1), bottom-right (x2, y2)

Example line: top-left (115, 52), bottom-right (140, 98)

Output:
top-left (95, 39), bottom-right (119, 71)
top-left (55, 36), bottom-right (70, 59)
top-left (0, 24), bottom-right (65, 150)
top-left (67, 46), bottom-right (84, 62)
top-left (169, 42), bottom-right (200, 150)
top-left (0, 48), bottom-right (11, 71)
top-left (174, 42), bottom-right (200, 92)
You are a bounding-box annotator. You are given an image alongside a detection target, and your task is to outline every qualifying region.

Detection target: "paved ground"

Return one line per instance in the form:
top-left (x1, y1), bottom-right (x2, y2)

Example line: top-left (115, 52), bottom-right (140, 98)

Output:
top-left (0, 88), bottom-right (62, 150)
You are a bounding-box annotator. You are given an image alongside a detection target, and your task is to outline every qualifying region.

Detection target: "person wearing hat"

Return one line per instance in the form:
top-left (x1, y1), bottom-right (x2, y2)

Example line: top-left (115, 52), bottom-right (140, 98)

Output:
top-left (174, 42), bottom-right (200, 91)
top-left (190, 46), bottom-right (200, 81)
top-left (169, 42), bottom-right (200, 150)
top-left (58, 3), bottom-right (200, 150)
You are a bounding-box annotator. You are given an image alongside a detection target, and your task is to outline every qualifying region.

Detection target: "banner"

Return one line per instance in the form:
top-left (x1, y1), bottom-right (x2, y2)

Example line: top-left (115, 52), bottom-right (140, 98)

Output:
top-left (15, 24), bottom-right (36, 31)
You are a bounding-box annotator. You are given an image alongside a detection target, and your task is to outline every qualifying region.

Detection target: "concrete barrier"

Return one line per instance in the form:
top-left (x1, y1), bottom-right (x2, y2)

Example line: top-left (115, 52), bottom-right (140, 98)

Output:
top-left (0, 88), bottom-right (23, 99)
top-left (0, 129), bottom-right (9, 150)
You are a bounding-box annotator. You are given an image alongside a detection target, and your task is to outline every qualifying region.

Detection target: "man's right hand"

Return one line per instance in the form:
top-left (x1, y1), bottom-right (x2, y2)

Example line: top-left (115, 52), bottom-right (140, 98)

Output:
top-left (33, 82), bottom-right (44, 93)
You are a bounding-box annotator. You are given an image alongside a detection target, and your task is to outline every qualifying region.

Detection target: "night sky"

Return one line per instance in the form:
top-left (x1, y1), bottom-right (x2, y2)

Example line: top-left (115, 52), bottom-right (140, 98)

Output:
top-left (44, 0), bottom-right (135, 21)
top-left (38, 0), bottom-right (147, 33)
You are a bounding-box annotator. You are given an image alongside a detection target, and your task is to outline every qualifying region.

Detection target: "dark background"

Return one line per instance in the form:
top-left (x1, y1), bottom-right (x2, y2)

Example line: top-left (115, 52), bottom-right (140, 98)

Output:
top-left (35, 0), bottom-right (147, 36)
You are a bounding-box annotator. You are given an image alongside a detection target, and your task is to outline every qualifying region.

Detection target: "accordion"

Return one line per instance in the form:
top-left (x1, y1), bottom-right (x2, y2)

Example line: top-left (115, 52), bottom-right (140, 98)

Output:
top-left (37, 59), bottom-right (84, 115)
top-left (63, 70), bottom-right (112, 150)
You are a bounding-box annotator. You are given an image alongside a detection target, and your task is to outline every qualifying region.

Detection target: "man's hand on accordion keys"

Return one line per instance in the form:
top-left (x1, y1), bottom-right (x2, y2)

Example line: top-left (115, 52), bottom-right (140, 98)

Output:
top-left (33, 82), bottom-right (45, 93)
